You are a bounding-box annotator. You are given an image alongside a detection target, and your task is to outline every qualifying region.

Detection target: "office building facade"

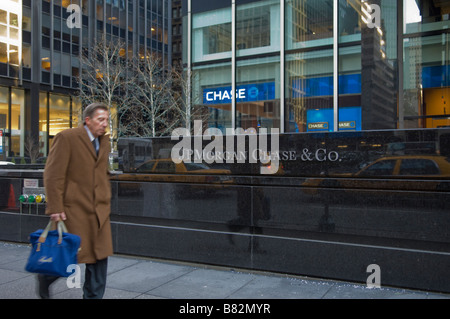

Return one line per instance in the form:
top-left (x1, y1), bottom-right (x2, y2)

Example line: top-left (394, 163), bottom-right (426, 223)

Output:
top-left (0, 0), bottom-right (171, 161)
top-left (183, 0), bottom-right (449, 134)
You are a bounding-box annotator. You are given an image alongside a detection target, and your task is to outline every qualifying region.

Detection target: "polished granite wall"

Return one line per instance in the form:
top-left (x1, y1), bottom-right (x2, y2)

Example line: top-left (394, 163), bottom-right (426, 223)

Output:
top-left (1, 129), bottom-right (449, 292)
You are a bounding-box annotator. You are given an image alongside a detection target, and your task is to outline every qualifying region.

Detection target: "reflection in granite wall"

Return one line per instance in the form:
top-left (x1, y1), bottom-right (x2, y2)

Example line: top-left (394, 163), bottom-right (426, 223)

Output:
top-left (111, 128), bottom-right (450, 245)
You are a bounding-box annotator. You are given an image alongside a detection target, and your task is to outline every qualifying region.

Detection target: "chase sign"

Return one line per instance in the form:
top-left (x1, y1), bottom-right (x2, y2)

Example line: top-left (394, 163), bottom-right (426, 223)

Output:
top-left (203, 82), bottom-right (275, 105)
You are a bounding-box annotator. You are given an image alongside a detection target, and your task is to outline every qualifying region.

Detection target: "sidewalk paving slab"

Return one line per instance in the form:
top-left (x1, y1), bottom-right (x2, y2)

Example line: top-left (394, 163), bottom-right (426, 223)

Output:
top-left (0, 241), bottom-right (449, 300)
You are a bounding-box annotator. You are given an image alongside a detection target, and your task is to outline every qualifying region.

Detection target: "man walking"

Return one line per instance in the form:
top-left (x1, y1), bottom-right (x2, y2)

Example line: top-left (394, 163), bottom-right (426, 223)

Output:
top-left (38, 102), bottom-right (113, 299)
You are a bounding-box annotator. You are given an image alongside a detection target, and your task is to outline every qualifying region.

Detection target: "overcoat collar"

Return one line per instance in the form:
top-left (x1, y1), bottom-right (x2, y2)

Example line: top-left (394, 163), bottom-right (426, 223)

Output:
top-left (76, 125), bottom-right (106, 159)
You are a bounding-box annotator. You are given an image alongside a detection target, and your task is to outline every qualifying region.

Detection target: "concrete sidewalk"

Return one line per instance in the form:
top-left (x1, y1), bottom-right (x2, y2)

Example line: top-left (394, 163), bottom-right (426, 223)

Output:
top-left (0, 241), bottom-right (448, 299)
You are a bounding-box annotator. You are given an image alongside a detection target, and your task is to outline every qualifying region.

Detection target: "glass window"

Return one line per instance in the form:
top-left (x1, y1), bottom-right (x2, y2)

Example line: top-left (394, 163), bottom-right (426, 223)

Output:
top-left (39, 92), bottom-right (48, 157)
top-left (136, 160), bottom-right (156, 172)
top-left (358, 159), bottom-right (397, 176)
top-left (11, 88), bottom-right (24, 158)
top-left (9, 26), bottom-right (19, 40)
top-left (9, 44), bottom-right (18, 65)
top-left (22, 45), bottom-right (31, 68)
top-left (41, 49), bottom-right (51, 71)
top-left (22, 7), bottom-right (31, 32)
top-left (399, 159), bottom-right (440, 175)
top-left (9, 13), bottom-right (18, 27)
top-left (62, 53), bottom-right (71, 76)
top-left (192, 7), bottom-right (231, 62)
top-left (285, 0), bottom-right (333, 50)
top-left (236, 0), bottom-right (279, 56)
top-left (236, 56), bottom-right (280, 131)
top-left (0, 42), bottom-right (7, 63)
top-left (53, 52), bottom-right (61, 75)
top-left (236, 0), bottom-right (280, 130)
top-left (403, 33), bottom-right (450, 129)
top-left (0, 24), bottom-right (6, 38)
top-left (193, 62), bottom-right (232, 133)
top-left (285, 49), bottom-right (334, 132)
top-left (72, 97), bottom-right (82, 127)
top-left (49, 94), bottom-right (71, 137)
top-left (0, 87), bottom-right (10, 157)
top-left (285, 0), bottom-right (334, 132)
top-left (0, 86), bottom-right (8, 136)
top-left (402, 1), bottom-right (450, 130)
top-left (154, 160), bottom-right (176, 173)
top-left (404, 0), bottom-right (450, 34)
top-left (0, 10), bottom-right (7, 24)
top-left (338, 0), bottom-right (398, 131)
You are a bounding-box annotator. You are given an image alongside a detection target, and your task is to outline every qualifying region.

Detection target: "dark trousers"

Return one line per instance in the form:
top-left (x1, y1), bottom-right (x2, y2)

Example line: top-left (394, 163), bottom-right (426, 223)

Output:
top-left (38, 258), bottom-right (108, 299)
top-left (83, 258), bottom-right (108, 299)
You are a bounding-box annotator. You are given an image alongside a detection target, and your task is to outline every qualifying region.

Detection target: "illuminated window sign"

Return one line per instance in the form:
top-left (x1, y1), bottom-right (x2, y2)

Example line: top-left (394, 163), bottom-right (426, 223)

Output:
top-left (203, 82), bottom-right (275, 105)
top-left (292, 74), bottom-right (361, 97)
top-left (307, 107), bottom-right (362, 132)
top-left (422, 65), bottom-right (450, 88)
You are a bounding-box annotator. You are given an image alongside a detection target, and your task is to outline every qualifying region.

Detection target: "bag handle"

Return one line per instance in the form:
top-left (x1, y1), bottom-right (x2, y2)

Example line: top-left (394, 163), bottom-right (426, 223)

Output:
top-left (38, 220), bottom-right (68, 245)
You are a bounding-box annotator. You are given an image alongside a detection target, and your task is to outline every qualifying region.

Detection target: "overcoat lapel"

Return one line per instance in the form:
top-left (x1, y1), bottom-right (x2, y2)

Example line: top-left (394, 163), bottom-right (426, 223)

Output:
top-left (98, 134), bottom-right (108, 160)
top-left (77, 126), bottom-right (97, 159)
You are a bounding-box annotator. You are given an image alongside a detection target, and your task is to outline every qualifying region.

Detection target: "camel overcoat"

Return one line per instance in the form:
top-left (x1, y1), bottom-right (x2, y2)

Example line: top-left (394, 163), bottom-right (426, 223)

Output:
top-left (44, 125), bottom-right (113, 264)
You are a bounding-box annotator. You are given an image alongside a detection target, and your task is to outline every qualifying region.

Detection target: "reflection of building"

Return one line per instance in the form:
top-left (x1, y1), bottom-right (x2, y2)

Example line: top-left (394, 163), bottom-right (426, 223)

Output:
top-left (360, 0), bottom-right (397, 129)
top-left (171, 0), bottom-right (182, 67)
top-left (183, 0), bottom-right (450, 134)
top-left (0, 0), bottom-right (171, 161)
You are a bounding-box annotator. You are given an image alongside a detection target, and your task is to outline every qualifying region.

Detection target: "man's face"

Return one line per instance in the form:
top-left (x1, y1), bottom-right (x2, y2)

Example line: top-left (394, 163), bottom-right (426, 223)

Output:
top-left (85, 109), bottom-right (108, 138)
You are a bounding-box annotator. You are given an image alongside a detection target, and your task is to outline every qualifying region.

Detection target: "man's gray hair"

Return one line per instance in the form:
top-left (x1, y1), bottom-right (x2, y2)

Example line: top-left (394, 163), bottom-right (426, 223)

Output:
top-left (83, 103), bottom-right (108, 124)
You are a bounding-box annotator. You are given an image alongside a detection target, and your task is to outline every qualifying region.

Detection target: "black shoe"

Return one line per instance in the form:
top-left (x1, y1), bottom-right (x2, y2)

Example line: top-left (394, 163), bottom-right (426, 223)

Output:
top-left (37, 274), bottom-right (59, 299)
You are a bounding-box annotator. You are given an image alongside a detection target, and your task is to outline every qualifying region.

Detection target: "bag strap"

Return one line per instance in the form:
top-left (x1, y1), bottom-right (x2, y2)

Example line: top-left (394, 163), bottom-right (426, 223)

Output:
top-left (38, 220), bottom-right (53, 243)
top-left (56, 221), bottom-right (68, 244)
top-left (38, 220), bottom-right (68, 244)
top-left (58, 220), bottom-right (68, 233)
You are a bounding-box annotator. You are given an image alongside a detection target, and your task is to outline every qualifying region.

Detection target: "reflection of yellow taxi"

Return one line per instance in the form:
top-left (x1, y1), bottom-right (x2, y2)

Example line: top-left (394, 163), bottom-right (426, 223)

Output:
top-left (352, 155), bottom-right (450, 178)
top-left (302, 155), bottom-right (450, 194)
top-left (112, 159), bottom-right (233, 192)
top-left (135, 158), bottom-right (232, 177)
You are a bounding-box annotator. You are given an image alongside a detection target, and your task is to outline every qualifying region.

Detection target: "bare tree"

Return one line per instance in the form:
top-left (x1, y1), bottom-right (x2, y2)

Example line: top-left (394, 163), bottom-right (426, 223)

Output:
top-left (171, 62), bottom-right (209, 134)
top-left (77, 37), bottom-right (208, 142)
top-left (119, 54), bottom-right (180, 137)
top-left (24, 134), bottom-right (41, 164)
top-left (78, 34), bottom-right (133, 159)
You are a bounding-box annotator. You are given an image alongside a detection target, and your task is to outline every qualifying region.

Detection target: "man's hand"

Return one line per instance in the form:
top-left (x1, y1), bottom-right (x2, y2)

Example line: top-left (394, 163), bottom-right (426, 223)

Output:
top-left (50, 212), bottom-right (66, 222)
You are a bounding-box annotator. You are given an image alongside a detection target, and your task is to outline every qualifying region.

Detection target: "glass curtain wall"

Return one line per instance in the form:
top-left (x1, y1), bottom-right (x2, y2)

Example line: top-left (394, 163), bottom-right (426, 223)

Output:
top-left (284, 0), bottom-right (334, 132)
top-left (402, 0), bottom-right (450, 129)
top-left (338, 0), bottom-right (397, 131)
top-left (236, 0), bottom-right (280, 131)
top-left (284, 0), bottom-right (397, 133)
top-left (192, 6), bottom-right (232, 132)
top-left (187, 0), bottom-right (450, 133)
